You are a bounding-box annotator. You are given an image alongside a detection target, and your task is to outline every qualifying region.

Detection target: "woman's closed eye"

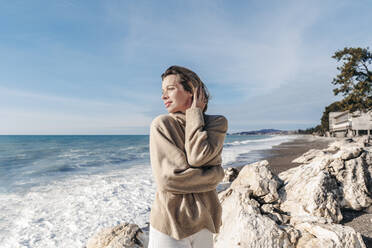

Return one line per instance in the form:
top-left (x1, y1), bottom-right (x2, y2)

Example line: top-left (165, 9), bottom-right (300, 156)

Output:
top-left (162, 87), bottom-right (175, 94)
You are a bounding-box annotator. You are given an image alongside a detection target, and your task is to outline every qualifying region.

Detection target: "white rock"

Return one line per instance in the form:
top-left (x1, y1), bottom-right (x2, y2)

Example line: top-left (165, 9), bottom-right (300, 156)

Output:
top-left (231, 160), bottom-right (281, 203)
top-left (292, 149), bottom-right (328, 164)
top-left (215, 137), bottom-right (370, 248)
top-left (86, 223), bottom-right (147, 248)
top-left (339, 147), bottom-right (363, 160)
top-left (341, 155), bottom-right (372, 210)
top-left (215, 187), bottom-right (293, 248)
top-left (280, 140), bottom-right (372, 219)
top-left (295, 222), bottom-right (366, 248)
top-left (279, 169), bottom-right (343, 224)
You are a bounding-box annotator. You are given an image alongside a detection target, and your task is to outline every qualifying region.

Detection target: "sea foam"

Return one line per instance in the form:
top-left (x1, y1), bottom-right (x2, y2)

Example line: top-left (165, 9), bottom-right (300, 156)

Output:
top-left (0, 163), bottom-right (155, 247)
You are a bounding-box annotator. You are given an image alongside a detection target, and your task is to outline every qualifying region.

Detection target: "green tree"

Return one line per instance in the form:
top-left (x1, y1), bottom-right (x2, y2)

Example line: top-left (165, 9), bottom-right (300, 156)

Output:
top-left (332, 47), bottom-right (372, 111)
top-left (320, 101), bottom-right (346, 132)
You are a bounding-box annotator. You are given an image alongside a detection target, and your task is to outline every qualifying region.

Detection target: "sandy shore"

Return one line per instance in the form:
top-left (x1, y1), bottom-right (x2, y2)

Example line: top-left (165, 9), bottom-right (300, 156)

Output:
top-left (235, 135), bottom-right (333, 174)
top-left (264, 135), bottom-right (333, 174)
top-left (249, 135), bottom-right (372, 247)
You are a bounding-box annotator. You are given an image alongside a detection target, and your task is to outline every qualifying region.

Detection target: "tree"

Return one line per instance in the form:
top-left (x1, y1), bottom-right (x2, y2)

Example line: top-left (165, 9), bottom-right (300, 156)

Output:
top-left (332, 47), bottom-right (372, 111)
top-left (320, 101), bottom-right (346, 132)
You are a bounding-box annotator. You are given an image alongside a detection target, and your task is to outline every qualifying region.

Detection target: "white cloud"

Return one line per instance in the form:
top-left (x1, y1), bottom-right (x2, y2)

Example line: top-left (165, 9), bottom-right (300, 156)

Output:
top-left (107, 0), bottom-right (327, 96)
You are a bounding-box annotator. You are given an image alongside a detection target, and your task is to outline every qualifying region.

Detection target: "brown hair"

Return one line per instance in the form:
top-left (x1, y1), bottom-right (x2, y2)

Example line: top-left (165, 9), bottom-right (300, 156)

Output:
top-left (161, 65), bottom-right (211, 113)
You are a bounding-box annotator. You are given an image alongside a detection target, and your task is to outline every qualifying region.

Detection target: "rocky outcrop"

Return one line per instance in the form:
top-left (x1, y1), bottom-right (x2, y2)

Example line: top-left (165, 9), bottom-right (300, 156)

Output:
top-left (279, 154), bottom-right (344, 224)
top-left (291, 149), bottom-right (330, 164)
top-left (86, 223), bottom-right (147, 248)
top-left (214, 137), bottom-right (371, 248)
top-left (282, 138), bottom-right (372, 213)
top-left (215, 160), bottom-right (294, 248)
top-left (295, 222), bottom-right (365, 248)
top-left (229, 160), bottom-right (282, 203)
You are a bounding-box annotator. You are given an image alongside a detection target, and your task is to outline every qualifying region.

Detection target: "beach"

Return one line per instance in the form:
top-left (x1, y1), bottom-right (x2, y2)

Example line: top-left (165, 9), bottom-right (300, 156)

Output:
top-left (263, 136), bottom-right (333, 174)
top-left (235, 135), bottom-right (333, 174)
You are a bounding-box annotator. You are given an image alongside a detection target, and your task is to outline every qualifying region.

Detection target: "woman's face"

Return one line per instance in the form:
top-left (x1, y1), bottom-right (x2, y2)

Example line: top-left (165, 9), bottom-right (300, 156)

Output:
top-left (161, 74), bottom-right (193, 113)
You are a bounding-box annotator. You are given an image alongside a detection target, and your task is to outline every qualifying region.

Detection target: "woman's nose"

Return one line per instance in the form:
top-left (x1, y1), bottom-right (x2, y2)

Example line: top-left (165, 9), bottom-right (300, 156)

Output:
top-left (161, 92), bottom-right (168, 100)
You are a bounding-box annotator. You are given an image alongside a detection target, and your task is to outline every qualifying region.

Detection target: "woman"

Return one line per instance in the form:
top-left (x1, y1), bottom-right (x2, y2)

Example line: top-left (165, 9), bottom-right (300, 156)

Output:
top-left (148, 66), bottom-right (228, 248)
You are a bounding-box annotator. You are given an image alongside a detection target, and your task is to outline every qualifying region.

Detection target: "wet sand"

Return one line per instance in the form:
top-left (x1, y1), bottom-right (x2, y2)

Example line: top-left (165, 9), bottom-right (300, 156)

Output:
top-left (263, 135), bottom-right (333, 174)
top-left (235, 135), bottom-right (333, 174)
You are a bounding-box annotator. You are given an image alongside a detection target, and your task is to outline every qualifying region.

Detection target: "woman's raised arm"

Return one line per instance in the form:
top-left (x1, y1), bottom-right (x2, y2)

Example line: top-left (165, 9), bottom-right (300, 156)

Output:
top-left (184, 107), bottom-right (228, 167)
top-left (150, 116), bottom-right (225, 194)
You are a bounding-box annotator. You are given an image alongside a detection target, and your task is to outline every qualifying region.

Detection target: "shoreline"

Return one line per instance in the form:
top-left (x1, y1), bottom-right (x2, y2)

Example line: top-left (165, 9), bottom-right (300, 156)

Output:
top-left (235, 135), bottom-right (335, 174)
top-left (263, 135), bottom-right (334, 174)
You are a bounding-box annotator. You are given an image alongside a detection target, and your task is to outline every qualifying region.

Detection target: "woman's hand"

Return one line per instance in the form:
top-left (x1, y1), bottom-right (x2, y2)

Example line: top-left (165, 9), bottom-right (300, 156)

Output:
top-left (189, 84), bottom-right (206, 111)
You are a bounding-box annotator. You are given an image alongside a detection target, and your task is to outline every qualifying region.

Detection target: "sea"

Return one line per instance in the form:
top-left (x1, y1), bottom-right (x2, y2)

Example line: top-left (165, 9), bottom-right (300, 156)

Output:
top-left (0, 134), bottom-right (298, 247)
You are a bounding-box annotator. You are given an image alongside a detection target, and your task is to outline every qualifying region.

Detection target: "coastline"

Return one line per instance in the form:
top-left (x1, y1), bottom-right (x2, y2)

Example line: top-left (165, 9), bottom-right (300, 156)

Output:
top-left (263, 135), bottom-right (334, 174)
top-left (235, 135), bottom-right (334, 174)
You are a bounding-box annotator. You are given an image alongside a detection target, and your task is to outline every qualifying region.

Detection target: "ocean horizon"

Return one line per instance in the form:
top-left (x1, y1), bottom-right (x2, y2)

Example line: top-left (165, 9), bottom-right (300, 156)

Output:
top-left (0, 134), bottom-right (298, 247)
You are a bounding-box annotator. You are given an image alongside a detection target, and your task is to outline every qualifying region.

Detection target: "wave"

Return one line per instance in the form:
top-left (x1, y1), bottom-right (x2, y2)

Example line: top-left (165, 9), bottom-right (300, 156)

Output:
top-left (0, 163), bottom-right (155, 247)
top-left (224, 135), bottom-right (295, 147)
top-left (222, 135), bottom-right (298, 166)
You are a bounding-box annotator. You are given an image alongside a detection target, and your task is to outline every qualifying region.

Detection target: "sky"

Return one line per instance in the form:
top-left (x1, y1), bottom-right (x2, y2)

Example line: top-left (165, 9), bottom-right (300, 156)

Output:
top-left (1, 0), bottom-right (371, 135)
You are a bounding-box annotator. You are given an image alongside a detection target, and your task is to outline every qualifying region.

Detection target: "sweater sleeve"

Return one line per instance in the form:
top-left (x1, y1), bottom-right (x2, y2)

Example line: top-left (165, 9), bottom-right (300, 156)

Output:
top-left (184, 107), bottom-right (228, 167)
top-left (150, 116), bottom-right (225, 194)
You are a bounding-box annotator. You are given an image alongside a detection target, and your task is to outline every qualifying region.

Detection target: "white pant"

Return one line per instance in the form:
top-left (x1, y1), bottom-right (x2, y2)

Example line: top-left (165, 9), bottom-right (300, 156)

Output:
top-left (148, 225), bottom-right (214, 248)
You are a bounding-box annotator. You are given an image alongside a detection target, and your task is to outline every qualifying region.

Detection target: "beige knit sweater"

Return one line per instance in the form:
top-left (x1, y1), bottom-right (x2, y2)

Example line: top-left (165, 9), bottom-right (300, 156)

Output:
top-left (149, 107), bottom-right (228, 240)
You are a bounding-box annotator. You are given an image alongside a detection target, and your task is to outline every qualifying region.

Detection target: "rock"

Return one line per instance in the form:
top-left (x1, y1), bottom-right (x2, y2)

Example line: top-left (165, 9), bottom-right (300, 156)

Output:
top-left (365, 205), bottom-right (372, 214)
top-left (340, 155), bottom-right (372, 210)
top-left (280, 225), bottom-right (301, 244)
top-left (215, 186), bottom-right (293, 248)
top-left (279, 168), bottom-right (343, 225)
top-left (354, 136), bottom-right (371, 147)
top-left (339, 147), bottom-right (363, 160)
top-left (281, 140), bottom-right (372, 216)
top-left (366, 149), bottom-right (372, 195)
top-left (223, 167), bottom-right (239, 182)
top-left (295, 222), bottom-right (366, 248)
top-left (230, 160), bottom-right (282, 203)
top-left (279, 155), bottom-right (342, 223)
top-left (86, 223), bottom-right (147, 248)
top-left (214, 137), bottom-right (370, 247)
top-left (325, 142), bottom-right (372, 210)
top-left (260, 204), bottom-right (284, 224)
top-left (261, 204), bottom-right (275, 214)
top-left (324, 145), bottom-right (340, 153)
top-left (292, 149), bottom-right (328, 164)
top-left (279, 154), bottom-right (331, 183)
top-left (215, 161), bottom-right (296, 247)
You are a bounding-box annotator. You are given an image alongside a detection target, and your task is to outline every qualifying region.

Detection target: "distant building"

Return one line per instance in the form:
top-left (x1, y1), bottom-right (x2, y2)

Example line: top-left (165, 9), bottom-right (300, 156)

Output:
top-left (329, 110), bottom-right (372, 137)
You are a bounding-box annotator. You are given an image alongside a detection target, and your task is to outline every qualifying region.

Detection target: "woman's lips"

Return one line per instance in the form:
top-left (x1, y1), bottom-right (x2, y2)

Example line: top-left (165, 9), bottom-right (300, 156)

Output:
top-left (165, 102), bottom-right (172, 108)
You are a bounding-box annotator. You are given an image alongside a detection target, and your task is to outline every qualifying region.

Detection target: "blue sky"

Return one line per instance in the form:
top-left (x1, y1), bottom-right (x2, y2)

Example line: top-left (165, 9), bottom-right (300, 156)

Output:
top-left (1, 0), bottom-right (371, 134)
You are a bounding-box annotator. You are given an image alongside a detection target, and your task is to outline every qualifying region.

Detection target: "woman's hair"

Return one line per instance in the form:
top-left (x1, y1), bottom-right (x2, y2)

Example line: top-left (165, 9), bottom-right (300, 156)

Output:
top-left (161, 65), bottom-right (211, 113)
